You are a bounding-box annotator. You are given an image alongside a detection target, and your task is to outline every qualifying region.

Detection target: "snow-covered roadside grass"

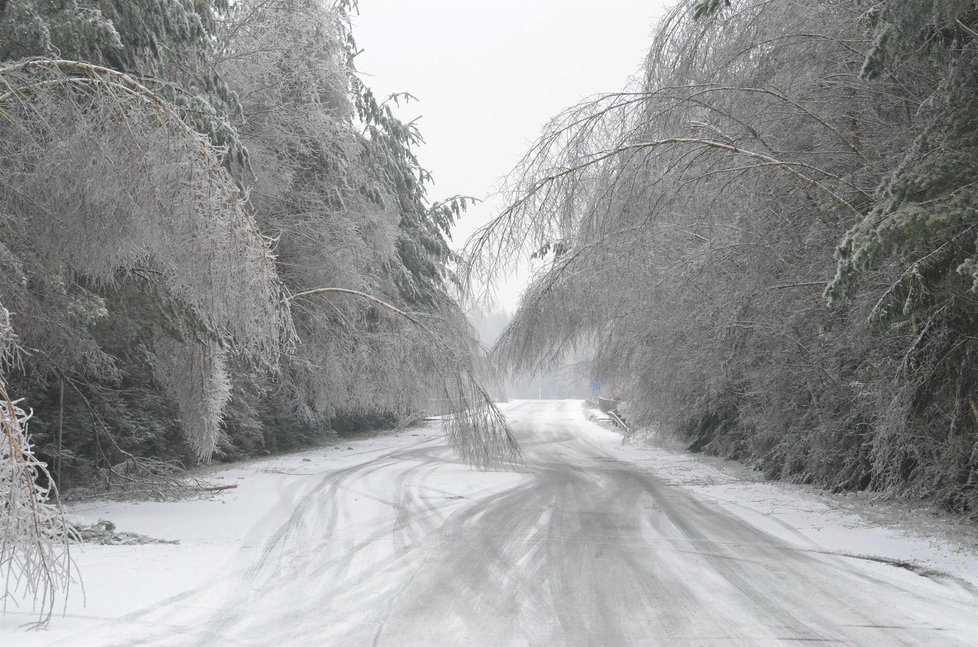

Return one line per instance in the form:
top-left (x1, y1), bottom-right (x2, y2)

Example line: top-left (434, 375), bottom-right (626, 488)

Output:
top-left (584, 406), bottom-right (978, 590)
top-left (0, 425), bottom-right (443, 644)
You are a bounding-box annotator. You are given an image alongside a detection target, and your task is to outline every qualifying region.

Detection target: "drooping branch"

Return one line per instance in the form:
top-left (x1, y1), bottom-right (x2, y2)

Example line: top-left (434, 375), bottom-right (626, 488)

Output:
top-left (0, 57), bottom-right (291, 356)
top-left (289, 287), bottom-right (422, 325)
top-left (290, 287), bottom-right (521, 468)
top-left (463, 135), bottom-right (862, 297)
top-left (0, 381), bottom-right (73, 626)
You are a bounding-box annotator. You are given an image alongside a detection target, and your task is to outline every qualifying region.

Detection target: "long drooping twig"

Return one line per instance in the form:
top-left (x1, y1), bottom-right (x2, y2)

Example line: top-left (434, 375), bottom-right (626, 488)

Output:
top-left (0, 382), bottom-right (73, 626)
top-left (289, 287), bottom-right (521, 468)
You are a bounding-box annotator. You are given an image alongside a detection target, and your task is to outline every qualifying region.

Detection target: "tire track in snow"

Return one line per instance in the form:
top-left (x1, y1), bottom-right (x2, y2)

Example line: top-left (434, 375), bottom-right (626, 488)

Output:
top-left (53, 400), bottom-right (978, 646)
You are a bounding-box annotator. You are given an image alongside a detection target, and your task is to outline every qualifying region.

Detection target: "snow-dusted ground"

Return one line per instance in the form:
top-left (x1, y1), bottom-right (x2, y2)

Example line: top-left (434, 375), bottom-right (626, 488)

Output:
top-left (2, 399), bottom-right (976, 646)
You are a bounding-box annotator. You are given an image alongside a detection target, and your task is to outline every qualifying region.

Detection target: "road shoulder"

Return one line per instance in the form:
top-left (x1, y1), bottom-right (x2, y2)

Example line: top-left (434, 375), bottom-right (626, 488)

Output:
top-left (583, 405), bottom-right (978, 591)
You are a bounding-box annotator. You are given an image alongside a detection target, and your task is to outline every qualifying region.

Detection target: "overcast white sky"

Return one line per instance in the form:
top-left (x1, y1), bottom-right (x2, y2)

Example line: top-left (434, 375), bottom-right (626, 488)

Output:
top-left (354, 0), bottom-right (672, 308)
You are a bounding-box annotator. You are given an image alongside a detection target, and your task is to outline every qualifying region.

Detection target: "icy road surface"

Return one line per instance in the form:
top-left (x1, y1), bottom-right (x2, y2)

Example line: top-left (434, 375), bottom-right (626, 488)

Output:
top-left (3, 400), bottom-right (977, 646)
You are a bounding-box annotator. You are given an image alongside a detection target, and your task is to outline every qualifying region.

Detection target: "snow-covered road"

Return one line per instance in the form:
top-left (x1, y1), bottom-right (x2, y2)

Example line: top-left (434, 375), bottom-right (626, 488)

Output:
top-left (3, 400), bottom-right (977, 645)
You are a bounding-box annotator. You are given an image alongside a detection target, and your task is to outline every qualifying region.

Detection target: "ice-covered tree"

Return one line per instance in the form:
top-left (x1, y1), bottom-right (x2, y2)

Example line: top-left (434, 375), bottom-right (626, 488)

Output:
top-left (214, 0), bottom-right (519, 466)
top-left (470, 0), bottom-right (978, 511)
top-left (1, 0), bottom-right (519, 620)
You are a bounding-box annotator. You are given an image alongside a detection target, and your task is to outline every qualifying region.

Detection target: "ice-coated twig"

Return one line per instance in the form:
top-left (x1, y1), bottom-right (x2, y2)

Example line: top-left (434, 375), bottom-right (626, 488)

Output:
top-left (0, 382), bottom-right (74, 627)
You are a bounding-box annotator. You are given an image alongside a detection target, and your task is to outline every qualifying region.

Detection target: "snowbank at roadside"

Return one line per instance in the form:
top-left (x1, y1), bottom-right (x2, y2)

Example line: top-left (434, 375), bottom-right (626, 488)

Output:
top-left (582, 404), bottom-right (978, 590)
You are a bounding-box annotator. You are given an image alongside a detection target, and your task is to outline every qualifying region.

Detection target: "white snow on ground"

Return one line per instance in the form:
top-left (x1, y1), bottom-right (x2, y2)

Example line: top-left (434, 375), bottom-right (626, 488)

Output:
top-left (1, 400), bottom-right (976, 646)
top-left (585, 413), bottom-right (978, 590)
top-left (0, 429), bottom-right (451, 644)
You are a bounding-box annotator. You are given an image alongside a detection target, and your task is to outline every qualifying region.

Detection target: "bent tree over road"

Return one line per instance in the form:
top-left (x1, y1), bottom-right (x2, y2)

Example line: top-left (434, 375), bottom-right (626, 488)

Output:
top-left (11, 401), bottom-right (975, 646)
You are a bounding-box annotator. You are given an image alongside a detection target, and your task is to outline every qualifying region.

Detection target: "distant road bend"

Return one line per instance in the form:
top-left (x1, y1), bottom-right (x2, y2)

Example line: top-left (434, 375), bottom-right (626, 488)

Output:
top-left (113, 400), bottom-right (978, 645)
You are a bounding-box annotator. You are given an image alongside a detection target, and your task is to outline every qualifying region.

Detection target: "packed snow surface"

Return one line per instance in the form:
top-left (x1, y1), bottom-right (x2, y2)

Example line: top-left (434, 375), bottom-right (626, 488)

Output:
top-left (2, 400), bottom-right (977, 645)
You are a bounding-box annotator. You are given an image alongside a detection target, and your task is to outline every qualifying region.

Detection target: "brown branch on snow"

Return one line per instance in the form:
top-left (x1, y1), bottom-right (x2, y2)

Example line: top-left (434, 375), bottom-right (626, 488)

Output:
top-left (197, 484), bottom-right (238, 493)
